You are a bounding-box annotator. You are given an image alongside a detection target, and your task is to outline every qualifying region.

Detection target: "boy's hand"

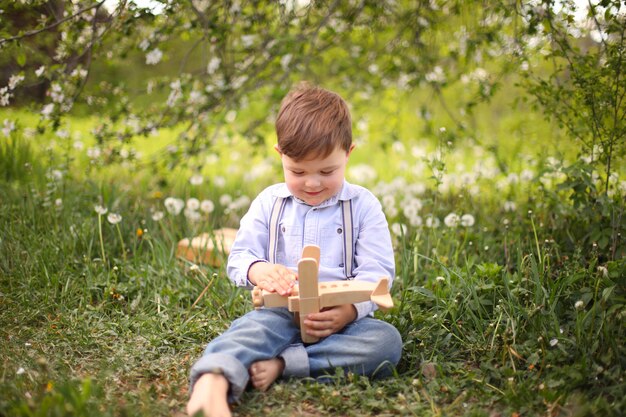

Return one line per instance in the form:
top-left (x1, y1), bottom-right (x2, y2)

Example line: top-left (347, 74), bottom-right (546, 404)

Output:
top-left (303, 304), bottom-right (357, 339)
top-left (248, 262), bottom-right (297, 296)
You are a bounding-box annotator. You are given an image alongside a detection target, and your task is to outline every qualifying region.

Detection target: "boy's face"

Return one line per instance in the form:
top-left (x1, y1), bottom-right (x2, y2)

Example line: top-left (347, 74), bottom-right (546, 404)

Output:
top-left (277, 144), bottom-right (355, 206)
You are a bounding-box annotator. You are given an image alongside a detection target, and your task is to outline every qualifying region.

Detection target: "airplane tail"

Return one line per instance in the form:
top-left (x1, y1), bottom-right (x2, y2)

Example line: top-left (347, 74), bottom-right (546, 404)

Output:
top-left (370, 277), bottom-right (393, 311)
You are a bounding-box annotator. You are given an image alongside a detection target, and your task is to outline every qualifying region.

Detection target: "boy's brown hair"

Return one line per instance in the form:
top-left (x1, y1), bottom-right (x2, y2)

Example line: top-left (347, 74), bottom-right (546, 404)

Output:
top-left (275, 83), bottom-right (352, 161)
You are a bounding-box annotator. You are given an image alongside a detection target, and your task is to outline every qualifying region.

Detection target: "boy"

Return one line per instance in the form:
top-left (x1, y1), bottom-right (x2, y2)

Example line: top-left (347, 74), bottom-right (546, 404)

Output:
top-left (187, 84), bottom-right (402, 417)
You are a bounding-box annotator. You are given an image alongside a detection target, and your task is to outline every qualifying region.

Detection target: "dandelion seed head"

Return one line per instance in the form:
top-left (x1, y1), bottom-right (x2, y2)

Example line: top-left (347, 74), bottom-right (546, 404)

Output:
top-left (164, 197), bottom-right (184, 215)
top-left (184, 208), bottom-right (201, 222)
top-left (213, 176), bottom-right (226, 187)
top-left (425, 215), bottom-right (440, 228)
top-left (200, 199), bottom-right (215, 214)
top-left (151, 210), bottom-right (164, 221)
top-left (186, 198), bottom-right (200, 211)
top-left (94, 205), bottom-right (108, 215)
top-left (461, 214), bottom-right (475, 227)
top-left (391, 222), bottom-right (407, 237)
top-left (107, 213), bottom-right (122, 224)
top-left (219, 194), bottom-right (232, 207)
top-left (444, 213), bottom-right (460, 228)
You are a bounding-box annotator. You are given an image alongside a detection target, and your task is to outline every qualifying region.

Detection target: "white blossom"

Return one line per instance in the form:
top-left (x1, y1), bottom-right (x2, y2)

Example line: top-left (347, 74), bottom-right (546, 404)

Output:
top-left (87, 147), bottom-right (101, 159)
top-left (151, 210), bottom-right (164, 221)
top-left (425, 66), bottom-right (445, 83)
top-left (2, 119), bottom-right (15, 137)
top-left (94, 205), bottom-right (108, 215)
top-left (8, 74), bottom-right (25, 90)
top-left (138, 39), bottom-right (150, 51)
top-left (574, 300), bottom-right (584, 310)
top-left (145, 48), bottom-right (163, 65)
top-left (55, 129), bottom-right (69, 139)
top-left (41, 103), bottom-right (55, 118)
top-left (0, 87), bottom-right (12, 106)
top-left (166, 79), bottom-right (182, 107)
top-left (35, 66), bottom-right (46, 77)
top-left (50, 83), bottom-right (64, 103)
top-left (225, 110), bottom-right (237, 123)
top-left (549, 338), bottom-right (558, 347)
top-left (207, 57), bottom-right (221, 74)
top-left (280, 54), bottom-right (292, 70)
top-left (240, 34), bottom-right (256, 47)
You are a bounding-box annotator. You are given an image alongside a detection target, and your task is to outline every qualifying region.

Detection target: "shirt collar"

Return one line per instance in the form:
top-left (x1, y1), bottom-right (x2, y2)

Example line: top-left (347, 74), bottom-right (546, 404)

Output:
top-left (272, 180), bottom-right (358, 207)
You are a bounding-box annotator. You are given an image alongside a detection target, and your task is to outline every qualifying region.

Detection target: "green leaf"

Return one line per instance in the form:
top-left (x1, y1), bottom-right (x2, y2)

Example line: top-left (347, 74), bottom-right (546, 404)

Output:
top-left (16, 49), bottom-right (26, 67)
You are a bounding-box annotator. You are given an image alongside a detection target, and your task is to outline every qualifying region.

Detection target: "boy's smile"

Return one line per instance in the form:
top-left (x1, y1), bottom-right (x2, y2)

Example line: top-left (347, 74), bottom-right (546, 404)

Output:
top-left (277, 145), bottom-right (355, 206)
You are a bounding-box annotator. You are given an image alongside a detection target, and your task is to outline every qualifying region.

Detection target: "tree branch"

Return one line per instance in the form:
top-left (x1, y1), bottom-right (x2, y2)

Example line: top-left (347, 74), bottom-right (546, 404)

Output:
top-left (0, 1), bottom-right (106, 46)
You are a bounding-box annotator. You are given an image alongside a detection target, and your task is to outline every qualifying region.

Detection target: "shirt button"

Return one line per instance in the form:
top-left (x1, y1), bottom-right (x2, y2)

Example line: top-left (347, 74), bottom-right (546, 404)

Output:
top-left (337, 228), bottom-right (342, 234)
top-left (281, 226), bottom-right (285, 232)
top-left (339, 263), bottom-right (344, 267)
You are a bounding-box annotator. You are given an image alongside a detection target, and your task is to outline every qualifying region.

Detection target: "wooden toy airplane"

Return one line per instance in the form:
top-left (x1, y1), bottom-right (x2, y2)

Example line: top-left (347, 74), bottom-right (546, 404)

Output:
top-left (251, 245), bottom-right (394, 343)
top-left (177, 227), bottom-right (238, 267)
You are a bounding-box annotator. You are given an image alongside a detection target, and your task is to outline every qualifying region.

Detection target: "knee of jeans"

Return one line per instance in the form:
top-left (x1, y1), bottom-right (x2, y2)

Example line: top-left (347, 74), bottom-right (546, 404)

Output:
top-left (379, 324), bottom-right (403, 365)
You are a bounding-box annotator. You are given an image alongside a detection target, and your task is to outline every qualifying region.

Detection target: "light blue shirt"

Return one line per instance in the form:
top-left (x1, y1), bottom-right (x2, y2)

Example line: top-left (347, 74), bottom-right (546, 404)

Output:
top-left (227, 180), bottom-right (395, 320)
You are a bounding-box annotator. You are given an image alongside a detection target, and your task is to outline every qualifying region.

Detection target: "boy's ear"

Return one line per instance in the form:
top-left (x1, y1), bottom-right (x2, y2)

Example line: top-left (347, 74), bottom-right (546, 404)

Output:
top-left (273, 144), bottom-right (282, 155)
top-left (347, 144), bottom-right (356, 157)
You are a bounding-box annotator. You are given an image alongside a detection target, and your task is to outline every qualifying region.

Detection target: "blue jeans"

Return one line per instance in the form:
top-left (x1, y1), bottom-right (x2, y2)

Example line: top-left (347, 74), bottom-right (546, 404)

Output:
top-left (189, 308), bottom-right (402, 402)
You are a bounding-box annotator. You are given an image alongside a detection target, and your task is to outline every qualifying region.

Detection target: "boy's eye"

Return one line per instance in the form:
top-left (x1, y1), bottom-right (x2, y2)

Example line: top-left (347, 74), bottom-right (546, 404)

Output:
top-left (291, 171), bottom-right (304, 175)
top-left (320, 170), bottom-right (334, 176)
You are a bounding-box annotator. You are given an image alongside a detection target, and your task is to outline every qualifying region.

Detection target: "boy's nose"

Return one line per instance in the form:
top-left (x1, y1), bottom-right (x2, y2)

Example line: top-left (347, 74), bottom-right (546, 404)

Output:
top-left (304, 176), bottom-right (321, 188)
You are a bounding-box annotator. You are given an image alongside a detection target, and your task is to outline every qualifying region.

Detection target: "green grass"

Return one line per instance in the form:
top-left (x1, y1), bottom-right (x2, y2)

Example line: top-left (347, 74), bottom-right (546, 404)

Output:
top-left (1, 105), bottom-right (625, 416)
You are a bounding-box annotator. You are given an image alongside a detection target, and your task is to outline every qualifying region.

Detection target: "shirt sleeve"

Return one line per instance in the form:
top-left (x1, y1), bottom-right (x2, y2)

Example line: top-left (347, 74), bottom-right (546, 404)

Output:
top-left (226, 190), bottom-right (272, 289)
top-left (351, 192), bottom-right (396, 320)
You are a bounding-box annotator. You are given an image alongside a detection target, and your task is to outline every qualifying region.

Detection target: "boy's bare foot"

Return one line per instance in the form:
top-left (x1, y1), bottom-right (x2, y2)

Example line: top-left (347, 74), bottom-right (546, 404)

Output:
top-left (186, 373), bottom-right (231, 417)
top-left (249, 358), bottom-right (285, 392)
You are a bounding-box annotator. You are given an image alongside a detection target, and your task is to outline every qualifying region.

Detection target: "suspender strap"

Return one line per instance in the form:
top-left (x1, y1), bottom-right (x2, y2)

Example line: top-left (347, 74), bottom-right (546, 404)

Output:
top-left (340, 200), bottom-right (354, 279)
top-left (268, 197), bottom-right (287, 264)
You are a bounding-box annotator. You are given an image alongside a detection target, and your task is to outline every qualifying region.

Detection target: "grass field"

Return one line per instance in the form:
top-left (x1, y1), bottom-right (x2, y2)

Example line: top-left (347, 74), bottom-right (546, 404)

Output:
top-left (1, 92), bottom-right (625, 417)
